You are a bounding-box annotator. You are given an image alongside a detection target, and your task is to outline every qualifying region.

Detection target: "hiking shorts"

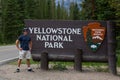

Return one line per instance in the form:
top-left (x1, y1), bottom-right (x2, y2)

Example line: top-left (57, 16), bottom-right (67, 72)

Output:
top-left (19, 50), bottom-right (31, 59)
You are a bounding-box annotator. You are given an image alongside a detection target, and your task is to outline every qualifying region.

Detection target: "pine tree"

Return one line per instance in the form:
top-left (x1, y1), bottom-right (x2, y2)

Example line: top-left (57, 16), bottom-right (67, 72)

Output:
top-left (47, 0), bottom-right (52, 19)
top-left (69, 2), bottom-right (74, 19)
top-left (80, 0), bottom-right (116, 20)
top-left (25, 0), bottom-right (36, 19)
top-left (2, 0), bottom-right (25, 43)
top-left (73, 3), bottom-right (80, 20)
top-left (80, 0), bottom-right (93, 20)
top-left (51, 0), bottom-right (56, 19)
top-left (56, 1), bottom-right (61, 19)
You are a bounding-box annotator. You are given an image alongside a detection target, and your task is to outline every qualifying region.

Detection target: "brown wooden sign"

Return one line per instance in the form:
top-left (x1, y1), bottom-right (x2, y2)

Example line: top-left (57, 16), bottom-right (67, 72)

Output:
top-left (24, 20), bottom-right (114, 61)
top-left (24, 20), bottom-right (116, 74)
top-left (25, 20), bottom-right (116, 74)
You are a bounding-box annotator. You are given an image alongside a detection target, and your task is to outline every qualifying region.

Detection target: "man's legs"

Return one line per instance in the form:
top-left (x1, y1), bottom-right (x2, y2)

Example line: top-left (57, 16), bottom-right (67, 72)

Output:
top-left (26, 51), bottom-right (31, 68)
top-left (18, 59), bottom-right (22, 68)
top-left (26, 59), bottom-right (30, 68)
top-left (26, 51), bottom-right (33, 72)
top-left (15, 50), bottom-right (24, 72)
top-left (16, 59), bottom-right (22, 72)
top-left (26, 59), bottom-right (34, 72)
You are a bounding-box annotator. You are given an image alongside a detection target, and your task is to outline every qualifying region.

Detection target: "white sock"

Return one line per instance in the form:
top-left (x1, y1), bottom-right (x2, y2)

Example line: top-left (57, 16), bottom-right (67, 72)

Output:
top-left (17, 67), bottom-right (20, 69)
top-left (28, 67), bottom-right (31, 69)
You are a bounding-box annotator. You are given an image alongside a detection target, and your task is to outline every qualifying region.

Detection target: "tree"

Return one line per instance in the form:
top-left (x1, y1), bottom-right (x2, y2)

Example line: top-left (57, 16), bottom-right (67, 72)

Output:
top-left (73, 3), bottom-right (80, 20)
top-left (47, 0), bottom-right (52, 19)
top-left (108, 0), bottom-right (120, 19)
top-left (25, 0), bottom-right (36, 19)
top-left (80, 0), bottom-right (117, 20)
top-left (61, 0), bottom-right (69, 19)
top-left (69, 2), bottom-right (74, 19)
top-left (80, 0), bottom-right (93, 20)
top-left (2, 0), bottom-right (25, 43)
top-left (51, 0), bottom-right (56, 19)
top-left (56, 1), bottom-right (61, 19)
top-left (108, 0), bottom-right (120, 37)
top-left (69, 2), bottom-right (80, 20)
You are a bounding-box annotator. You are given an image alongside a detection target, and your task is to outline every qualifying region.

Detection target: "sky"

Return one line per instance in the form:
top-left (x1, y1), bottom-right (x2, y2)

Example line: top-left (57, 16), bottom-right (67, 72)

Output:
top-left (55, 0), bottom-right (82, 9)
top-left (55, 0), bottom-right (82, 4)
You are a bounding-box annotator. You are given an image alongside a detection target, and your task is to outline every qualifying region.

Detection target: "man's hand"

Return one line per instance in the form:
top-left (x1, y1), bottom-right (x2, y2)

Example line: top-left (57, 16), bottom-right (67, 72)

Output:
top-left (19, 48), bottom-right (22, 51)
top-left (29, 41), bottom-right (32, 52)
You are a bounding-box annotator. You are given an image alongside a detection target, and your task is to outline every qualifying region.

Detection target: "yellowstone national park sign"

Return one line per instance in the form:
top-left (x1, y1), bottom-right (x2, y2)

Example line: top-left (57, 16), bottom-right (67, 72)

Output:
top-left (24, 20), bottom-right (116, 62)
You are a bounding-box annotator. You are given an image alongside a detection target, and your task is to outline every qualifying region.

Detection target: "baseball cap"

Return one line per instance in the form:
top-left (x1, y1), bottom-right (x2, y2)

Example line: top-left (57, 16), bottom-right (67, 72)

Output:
top-left (23, 28), bottom-right (29, 32)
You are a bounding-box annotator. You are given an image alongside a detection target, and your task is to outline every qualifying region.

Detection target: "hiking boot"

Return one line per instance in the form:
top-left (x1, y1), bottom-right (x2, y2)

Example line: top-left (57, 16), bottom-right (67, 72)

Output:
top-left (27, 68), bottom-right (34, 72)
top-left (15, 68), bottom-right (20, 73)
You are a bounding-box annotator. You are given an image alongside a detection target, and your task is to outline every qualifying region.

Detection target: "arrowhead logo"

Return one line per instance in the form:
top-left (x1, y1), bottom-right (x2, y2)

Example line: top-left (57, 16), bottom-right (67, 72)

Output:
top-left (83, 22), bottom-right (106, 52)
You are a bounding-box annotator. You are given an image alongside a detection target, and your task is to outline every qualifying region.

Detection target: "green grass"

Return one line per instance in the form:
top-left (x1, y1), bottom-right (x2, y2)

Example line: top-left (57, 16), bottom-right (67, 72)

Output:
top-left (82, 62), bottom-right (107, 67)
top-left (50, 62), bottom-right (67, 71)
top-left (117, 53), bottom-right (120, 67)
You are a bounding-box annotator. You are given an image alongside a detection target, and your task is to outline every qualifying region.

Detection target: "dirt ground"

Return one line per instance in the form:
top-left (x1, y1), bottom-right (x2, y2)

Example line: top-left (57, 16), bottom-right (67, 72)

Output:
top-left (0, 64), bottom-right (120, 80)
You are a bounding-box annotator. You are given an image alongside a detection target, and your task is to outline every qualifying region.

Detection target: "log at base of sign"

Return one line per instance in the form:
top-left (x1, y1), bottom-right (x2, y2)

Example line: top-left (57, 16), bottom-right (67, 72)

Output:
top-left (41, 52), bottom-right (48, 70)
top-left (74, 49), bottom-right (83, 71)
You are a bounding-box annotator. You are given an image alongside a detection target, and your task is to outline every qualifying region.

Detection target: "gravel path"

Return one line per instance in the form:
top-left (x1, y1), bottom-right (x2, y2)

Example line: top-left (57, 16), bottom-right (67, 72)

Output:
top-left (0, 64), bottom-right (120, 80)
top-left (0, 77), bottom-right (8, 80)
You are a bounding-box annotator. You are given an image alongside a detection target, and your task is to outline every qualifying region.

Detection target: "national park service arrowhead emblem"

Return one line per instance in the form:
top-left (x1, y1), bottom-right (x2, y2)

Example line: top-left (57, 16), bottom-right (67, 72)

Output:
top-left (83, 22), bottom-right (106, 52)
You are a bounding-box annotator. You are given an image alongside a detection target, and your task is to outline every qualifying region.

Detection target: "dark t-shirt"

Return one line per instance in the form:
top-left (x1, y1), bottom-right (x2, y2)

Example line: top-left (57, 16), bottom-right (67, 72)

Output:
top-left (18, 35), bottom-right (31, 50)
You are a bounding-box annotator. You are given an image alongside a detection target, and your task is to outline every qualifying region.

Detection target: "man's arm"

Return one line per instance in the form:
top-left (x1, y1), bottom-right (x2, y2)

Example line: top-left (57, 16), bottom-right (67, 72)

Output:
top-left (16, 40), bottom-right (22, 51)
top-left (29, 41), bottom-right (32, 51)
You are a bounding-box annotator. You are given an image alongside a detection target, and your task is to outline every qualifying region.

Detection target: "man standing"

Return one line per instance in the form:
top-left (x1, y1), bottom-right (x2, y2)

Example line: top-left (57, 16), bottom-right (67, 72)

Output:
top-left (16, 28), bottom-right (33, 72)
